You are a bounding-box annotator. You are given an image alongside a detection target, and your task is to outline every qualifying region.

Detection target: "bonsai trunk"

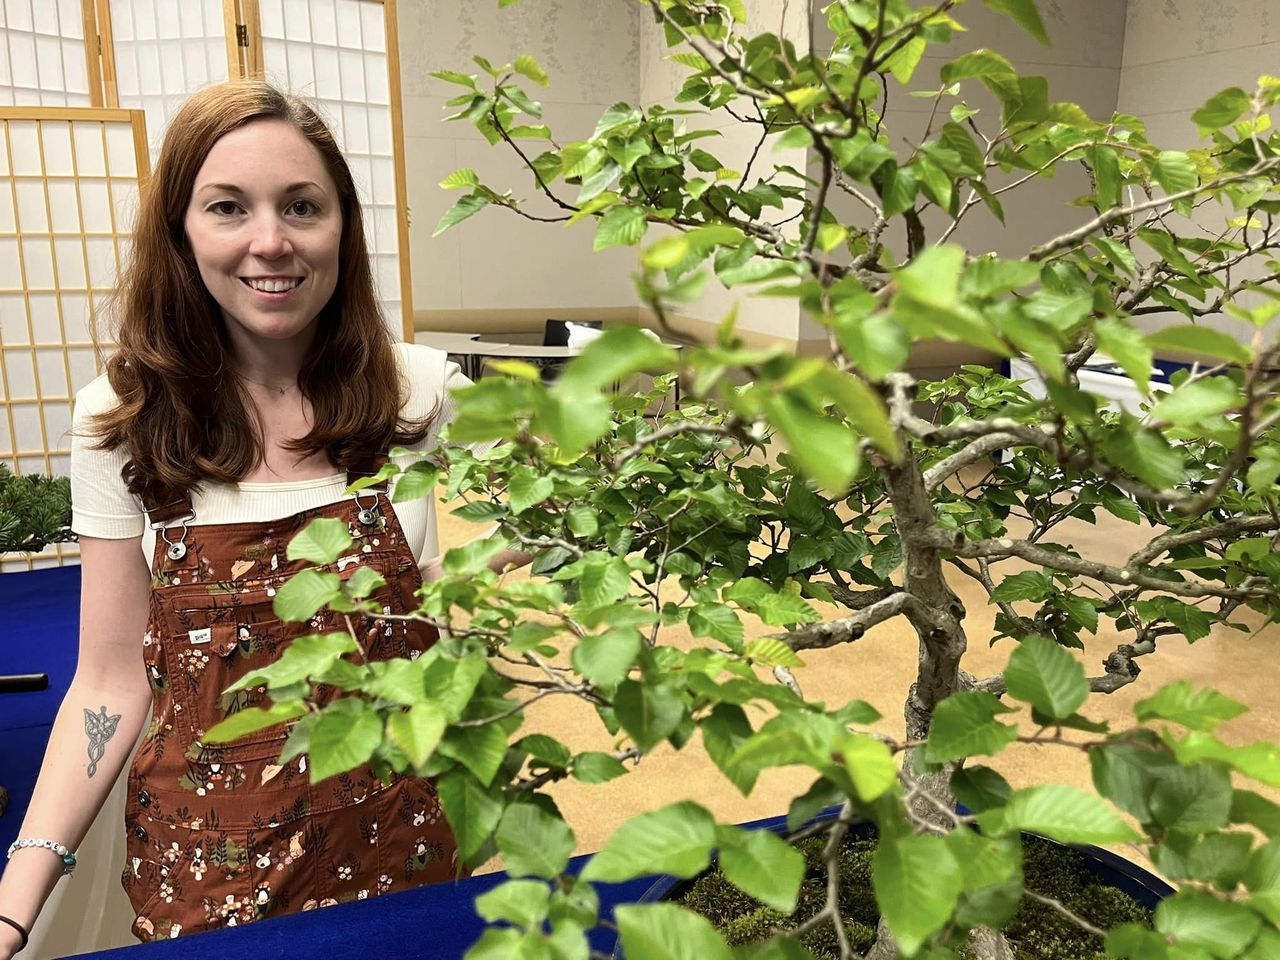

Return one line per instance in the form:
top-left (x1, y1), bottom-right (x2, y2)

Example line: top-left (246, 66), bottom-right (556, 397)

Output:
top-left (865, 453), bottom-right (1013, 960)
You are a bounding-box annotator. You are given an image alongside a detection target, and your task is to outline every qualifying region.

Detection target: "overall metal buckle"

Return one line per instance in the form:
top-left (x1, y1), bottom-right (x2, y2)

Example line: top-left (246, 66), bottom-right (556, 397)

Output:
top-left (353, 489), bottom-right (381, 528)
top-left (151, 510), bottom-right (196, 562)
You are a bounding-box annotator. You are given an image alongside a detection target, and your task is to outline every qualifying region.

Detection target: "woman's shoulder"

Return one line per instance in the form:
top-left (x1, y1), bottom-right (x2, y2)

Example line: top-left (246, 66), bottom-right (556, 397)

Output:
top-left (73, 371), bottom-right (120, 424)
top-left (393, 341), bottom-right (463, 415)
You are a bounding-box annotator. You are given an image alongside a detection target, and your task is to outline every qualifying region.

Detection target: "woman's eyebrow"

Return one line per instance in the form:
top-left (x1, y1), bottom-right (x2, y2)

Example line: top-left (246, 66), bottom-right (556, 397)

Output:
top-left (196, 180), bottom-right (323, 195)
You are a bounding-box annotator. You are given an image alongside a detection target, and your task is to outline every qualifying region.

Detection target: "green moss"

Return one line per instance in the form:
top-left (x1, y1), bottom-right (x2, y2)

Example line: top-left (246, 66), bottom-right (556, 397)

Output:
top-left (676, 832), bottom-right (1152, 960)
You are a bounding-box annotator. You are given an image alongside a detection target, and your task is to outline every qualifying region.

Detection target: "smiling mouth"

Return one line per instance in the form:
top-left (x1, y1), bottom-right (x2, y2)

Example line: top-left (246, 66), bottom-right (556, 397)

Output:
top-left (241, 277), bottom-right (304, 292)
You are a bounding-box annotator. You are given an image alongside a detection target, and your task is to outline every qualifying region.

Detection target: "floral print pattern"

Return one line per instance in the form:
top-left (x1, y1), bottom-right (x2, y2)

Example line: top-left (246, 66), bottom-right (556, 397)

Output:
top-left (123, 478), bottom-right (460, 941)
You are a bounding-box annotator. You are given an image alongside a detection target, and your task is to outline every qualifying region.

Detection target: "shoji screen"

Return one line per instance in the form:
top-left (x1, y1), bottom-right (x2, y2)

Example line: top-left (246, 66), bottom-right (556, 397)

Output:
top-left (0, 106), bottom-right (147, 570)
top-left (253, 0), bottom-right (412, 339)
top-left (0, 0), bottom-right (94, 106)
top-left (99, 0), bottom-right (232, 164)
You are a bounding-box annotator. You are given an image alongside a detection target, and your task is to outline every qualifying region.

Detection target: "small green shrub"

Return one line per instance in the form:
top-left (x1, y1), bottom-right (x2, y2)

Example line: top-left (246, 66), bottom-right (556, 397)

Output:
top-left (0, 464), bottom-right (73, 554)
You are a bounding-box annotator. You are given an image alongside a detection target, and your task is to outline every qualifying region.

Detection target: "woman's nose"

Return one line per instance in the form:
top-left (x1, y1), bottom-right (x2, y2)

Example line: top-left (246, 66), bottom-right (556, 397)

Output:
top-left (248, 217), bottom-right (293, 259)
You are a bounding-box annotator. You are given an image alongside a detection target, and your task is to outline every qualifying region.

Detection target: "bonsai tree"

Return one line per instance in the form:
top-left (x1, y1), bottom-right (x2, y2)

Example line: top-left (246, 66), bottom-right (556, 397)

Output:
top-left (0, 464), bottom-right (73, 555)
top-left (207, 1), bottom-right (1280, 957)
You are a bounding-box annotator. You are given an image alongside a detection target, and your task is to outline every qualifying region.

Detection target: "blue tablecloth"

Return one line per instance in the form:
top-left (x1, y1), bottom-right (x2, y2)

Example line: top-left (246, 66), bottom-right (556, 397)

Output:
top-left (0, 567), bottom-right (670, 959)
top-left (1, 567), bottom-right (80, 861)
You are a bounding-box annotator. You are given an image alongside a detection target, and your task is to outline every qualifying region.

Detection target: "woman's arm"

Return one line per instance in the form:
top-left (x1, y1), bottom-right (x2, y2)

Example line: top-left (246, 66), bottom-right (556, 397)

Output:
top-left (422, 546), bottom-right (534, 583)
top-left (0, 536), bottom-right (152, 959)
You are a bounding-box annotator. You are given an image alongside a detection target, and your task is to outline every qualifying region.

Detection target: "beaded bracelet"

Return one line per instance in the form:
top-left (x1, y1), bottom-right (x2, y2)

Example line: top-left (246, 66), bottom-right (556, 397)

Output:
top-left (5, 839), bottom-right (76, 876)
top-left (0, 915), bottom-right (28, 953)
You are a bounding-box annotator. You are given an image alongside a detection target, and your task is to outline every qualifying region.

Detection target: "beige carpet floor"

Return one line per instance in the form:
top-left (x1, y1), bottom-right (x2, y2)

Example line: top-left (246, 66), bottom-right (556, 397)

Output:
top-left (433, 480), bottom-right (1280, 876)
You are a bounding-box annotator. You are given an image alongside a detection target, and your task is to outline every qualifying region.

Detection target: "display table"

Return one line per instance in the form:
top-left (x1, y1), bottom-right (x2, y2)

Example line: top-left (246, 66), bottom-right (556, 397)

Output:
top-left (71, 858), bottom-right (653, 959)
top-left (0, 566), bottom-right (674, 960)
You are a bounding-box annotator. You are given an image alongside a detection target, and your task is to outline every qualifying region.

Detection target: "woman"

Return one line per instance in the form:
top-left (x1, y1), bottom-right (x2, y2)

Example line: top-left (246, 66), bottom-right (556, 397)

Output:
top-left (0, 80), bottom-right (500, 951)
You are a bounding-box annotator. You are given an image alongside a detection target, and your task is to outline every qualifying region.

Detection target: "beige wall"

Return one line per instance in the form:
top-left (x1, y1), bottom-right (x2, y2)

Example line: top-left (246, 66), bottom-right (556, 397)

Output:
top-left (804, 0), bottom-right (1127, 348)
top-left (638, 0), bottom-right (811, 340)
top-left (1118, 0), bottom-right (1280, 343)
top-left (397, 1), bottom-right (642, 326)
top-left (397, 2), bottom-right (1275, 350)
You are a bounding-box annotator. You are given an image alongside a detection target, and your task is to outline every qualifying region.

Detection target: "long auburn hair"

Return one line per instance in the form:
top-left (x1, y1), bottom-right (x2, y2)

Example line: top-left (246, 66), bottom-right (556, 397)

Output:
top-left (90, 80), bottom-right (431, 507)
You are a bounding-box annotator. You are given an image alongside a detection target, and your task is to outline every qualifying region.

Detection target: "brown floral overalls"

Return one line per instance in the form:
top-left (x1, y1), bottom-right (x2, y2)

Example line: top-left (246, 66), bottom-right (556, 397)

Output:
top-left (122, 459), bottom-right (459, 941)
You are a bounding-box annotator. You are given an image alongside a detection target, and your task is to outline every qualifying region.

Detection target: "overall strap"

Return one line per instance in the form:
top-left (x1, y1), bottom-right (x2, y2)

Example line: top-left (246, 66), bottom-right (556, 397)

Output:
top-left (346, 453), bottom-right (392, 492)
top-left (140, 492), bottom-right (195, 528)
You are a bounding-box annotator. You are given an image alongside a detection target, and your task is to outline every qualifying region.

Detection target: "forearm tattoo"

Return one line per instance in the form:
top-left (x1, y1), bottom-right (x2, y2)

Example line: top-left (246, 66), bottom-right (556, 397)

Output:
top-left (84, 706), bottom-right (121, 778)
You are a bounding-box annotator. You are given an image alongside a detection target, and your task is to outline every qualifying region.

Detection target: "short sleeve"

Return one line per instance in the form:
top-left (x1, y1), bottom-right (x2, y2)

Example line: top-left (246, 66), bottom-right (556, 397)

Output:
top-left (70, 375), bottom-right (145, 539)
top-left (394, 342), bottom-right (486, 455)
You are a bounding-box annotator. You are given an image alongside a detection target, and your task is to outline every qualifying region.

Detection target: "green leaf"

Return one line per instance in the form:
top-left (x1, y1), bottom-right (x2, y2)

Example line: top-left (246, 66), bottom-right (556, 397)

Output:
top-left (438, 722), bottom-right (509, 787)
top-left (1153, 151), bottom-right (1198, 196)
top-left (565, 504), bottom-right (598, 537)
top-left (286, 517), bottom-right (353, 565)
top-left (1150, 377), bottom-right (1239, 426)
top-left (1168, 732), bottom-right (1280, 789)
top-left (391, 463), bottom-right (440, 503)
top-left (507, 467), bottom-right (555, 514)
top-left (433, 193), bottom-right (489, 236)
top-left (572, 751), bottom-right (629, 784)
top-left (982, 0), bottom-right (1049, 44)
top-left (614, 903), bottom-right (733, 960)
top-left (950, 765), bottom-right (1013, 813)
top-left (439, 167), bottom-right (481, 190)
top-left (764, 393), bottom-right (859, 494)
top-left (1136, 682), bottom-right (1247, 732)
top-left (532, 389), bottom-right (611, 454)
top-left (1004, 633), bottom-right (1088, 720)
top-left (580, 802), bottom-right (715, 882)
top-left (437, 767), bottom-right (504, 863)
top-left (614, 680), bottom-right (685, 751)
top-left (1192, 88), bottom-right (1251, 134)
top-left (475, 879), bottom-right (549, 929)
top-left (513, 54), bottom-right (548, 87)
top-left (702, 704), bottom-right (757, 795)
top-left (203, 701), bottom-right (304, 744)
top-left (978, 784), bottom-right (1141, 844)
top-left (743, 638), bottom-right (804, 669)
top-left (385, 702), bottom-right (447, 768)
top-left (497, 804), bottom-right (576, 879)
top-left (1089, 145), bottom-right (1121, 209)
top-left (940, 49), bottom-right (1017, 85)
top-left (1156, 892), bottom-right (1262, 958)
top-left (990, 570), bottom-right (1052, 602)
top-left (1095, 318), bottom-right (1153, 394)
top-left (572, 628), bottom-right (642, 687)
top-left (1146, 326), bottom-right (1252, 364)
top-left (308, 702), bottom-right (383, 783)
top-left (594, 205), bottom-right (648, 251)
top-left (873, 835), bottom-right (964, 956)
top-left (1091, 236), bottom-right (1138, 277)
top-left (556, 327), bottom-right (678, 395)
top-left (1102, 492), bottom-right (1142, 523)
top-left (688, 604), bottom-right (743, 648)
top-left (224, 632), bottom-right (357, 692)
top-left (924, 692), bottom-right (1020, 763)
top-left (716, 826), bottom-right (806, 914)
top-left (1103, 427), bottom-right (1186, 488)
top-left (837, 733), bottom-right (898, 802)
top-left (834, 311), bottom-right (909, 381)
top-left (896, 244), bottom-right (966, 310)
top-left (881, 164), bottom-right (917, 218)
top-left (342, 565), bottom-right (385, 600)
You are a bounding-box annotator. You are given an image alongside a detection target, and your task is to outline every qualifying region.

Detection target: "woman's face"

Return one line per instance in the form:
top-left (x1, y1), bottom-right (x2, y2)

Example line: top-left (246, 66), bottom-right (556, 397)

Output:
top-left (183, 118), bottom-right (342, 353)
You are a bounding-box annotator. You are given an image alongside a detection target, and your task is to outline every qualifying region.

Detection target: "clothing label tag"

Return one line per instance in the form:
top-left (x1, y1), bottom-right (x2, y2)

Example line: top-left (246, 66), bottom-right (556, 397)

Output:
top-left (188, 628), bottom-right (212, 645)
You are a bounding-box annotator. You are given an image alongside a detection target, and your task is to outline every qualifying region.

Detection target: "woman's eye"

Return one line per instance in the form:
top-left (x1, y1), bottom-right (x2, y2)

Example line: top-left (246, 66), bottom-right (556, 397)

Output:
top-left (289, 199), bottom-right (317, 216)
top-left (210, 200), bottom-right (240, 216)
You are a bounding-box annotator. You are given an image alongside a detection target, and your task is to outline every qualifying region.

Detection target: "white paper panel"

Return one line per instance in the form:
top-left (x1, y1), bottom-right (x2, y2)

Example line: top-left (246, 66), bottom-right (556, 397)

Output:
top-left (109, 0), bottom-right (230, 166)
top-left (0, 0), bottom-right (91, 106)
top-left (0, 114), bottom-right (138, 552)
top-left (259, 0), bottom-right (406, 333)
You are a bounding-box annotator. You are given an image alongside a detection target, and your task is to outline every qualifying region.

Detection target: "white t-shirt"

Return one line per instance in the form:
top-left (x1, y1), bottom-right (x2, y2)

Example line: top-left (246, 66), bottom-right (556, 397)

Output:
top-left (70, 342), bottom-right (469, 574)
